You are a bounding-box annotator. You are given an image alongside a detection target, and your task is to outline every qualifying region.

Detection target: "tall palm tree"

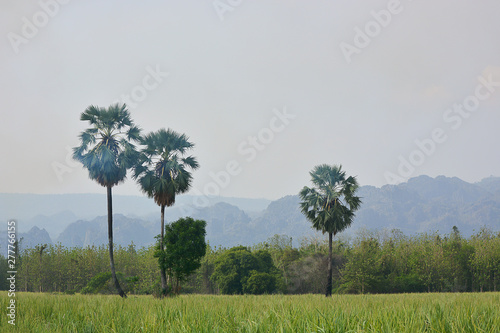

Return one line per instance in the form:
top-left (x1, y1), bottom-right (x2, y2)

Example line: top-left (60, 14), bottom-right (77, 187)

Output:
top-left (73, 103), bottom-right (141, 298)
top-left (299, 164), bottom-right (361, 297)
top-left (133, 128), bottom-right (199, 295)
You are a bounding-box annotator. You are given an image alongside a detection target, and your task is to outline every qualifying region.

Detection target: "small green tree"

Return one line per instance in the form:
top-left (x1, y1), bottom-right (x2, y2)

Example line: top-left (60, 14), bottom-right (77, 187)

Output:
top-left (80, 272), bottom-right (113, 294)
top-left (157, 217), bottom-right (207, 295)
top-left (470, 228), bottom-right (500, 292)
top-left (340, 237), bottom-right (381, 293)
top-left (211, 246), bottom-right (256, 294)
top-left (243, 271), bottom-right (276, 295)
top-left (211, 246), bottom-right (278, 295)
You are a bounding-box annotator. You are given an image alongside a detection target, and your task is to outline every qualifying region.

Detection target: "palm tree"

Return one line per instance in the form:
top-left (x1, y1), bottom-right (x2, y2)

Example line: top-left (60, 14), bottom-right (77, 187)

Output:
top-left (133, 128), bottom-right (199, 295)
top-left (299, 164), bottom-right (361, 297)
top-left (73, 103), bottom-right (141, 298)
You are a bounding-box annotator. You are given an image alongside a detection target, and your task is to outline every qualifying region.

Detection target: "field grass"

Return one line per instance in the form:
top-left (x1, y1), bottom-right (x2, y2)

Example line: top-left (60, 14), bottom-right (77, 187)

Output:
top-left (1, 291), bottom-right (499, 332)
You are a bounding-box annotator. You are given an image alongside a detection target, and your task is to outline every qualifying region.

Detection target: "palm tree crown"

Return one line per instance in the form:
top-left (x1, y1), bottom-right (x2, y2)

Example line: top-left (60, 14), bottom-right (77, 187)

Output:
top-left (133, 128), bottom-right (199, 207)
top-left (73, 103), bottom-right (141, 187)
top-left (299, 164), bottom-right (361, 235)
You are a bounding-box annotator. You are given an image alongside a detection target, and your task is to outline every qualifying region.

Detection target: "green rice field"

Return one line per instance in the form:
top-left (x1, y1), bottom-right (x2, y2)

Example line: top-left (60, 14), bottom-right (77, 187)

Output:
top-left (1, 292), bottom-right (499, 332)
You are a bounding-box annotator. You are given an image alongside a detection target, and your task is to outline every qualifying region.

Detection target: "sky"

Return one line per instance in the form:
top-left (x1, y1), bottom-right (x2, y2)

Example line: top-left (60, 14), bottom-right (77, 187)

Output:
top-left (1, 0), bottom-right (499, 201)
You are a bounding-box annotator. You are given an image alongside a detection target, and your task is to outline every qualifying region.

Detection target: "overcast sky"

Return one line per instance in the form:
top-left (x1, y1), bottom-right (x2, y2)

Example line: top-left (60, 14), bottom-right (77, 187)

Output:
top-left (1, 0), bottom-right (499, 200)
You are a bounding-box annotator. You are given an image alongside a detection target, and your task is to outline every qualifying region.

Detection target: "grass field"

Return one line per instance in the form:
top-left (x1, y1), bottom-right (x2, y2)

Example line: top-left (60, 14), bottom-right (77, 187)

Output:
top-left (1, 292), bottom-right (499, 332)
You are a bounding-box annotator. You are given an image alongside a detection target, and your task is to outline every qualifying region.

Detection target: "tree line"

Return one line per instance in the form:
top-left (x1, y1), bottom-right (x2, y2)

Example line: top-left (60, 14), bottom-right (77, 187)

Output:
top-left (2, 227), bottom-right (499, 295)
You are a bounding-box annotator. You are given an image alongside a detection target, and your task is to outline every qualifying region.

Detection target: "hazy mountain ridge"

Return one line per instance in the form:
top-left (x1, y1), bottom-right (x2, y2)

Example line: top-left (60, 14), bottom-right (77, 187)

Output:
top-left (249, 195), bottom-right (313, 241)
top-left (355, 175), bottom-right (500, 235)
top-left (0, 193), bottom-right (271, 236)
top-left (18, 226), bottom-right (53, 250)
top-left (1, 175), bottom-right (499, 254)
top-left (54, 214), bottom-right (156, 248)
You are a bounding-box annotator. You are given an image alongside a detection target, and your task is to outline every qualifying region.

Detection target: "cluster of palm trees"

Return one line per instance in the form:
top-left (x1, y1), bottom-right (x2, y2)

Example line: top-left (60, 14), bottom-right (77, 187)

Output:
top-left (73, 104), bottom-right (198, 298)
top-left (73, 103), bottom-right (362, 298)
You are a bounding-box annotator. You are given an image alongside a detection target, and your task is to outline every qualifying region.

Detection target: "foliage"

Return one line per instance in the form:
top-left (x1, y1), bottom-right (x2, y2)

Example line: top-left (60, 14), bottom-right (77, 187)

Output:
top-left (73, 104), bottom-right (141, 188)
top-left (133, 128), bottom-right (199, 207)
top-left (242, 271), bottom-right (276, 294)
top-left (5, 228), bottom-right (500, 296)
top-left (9, 243), bottom-right (158, 295)
top-left (156, 217), bottom-right (207, 294)
top-left (211, 246), bottom-right (256, 294)
top-left (80, 272), bottom-right (112, 294)
top-left (0, 256), bottom-right (8, 290)
top-left (299, 164), bottom-right (361, 236)
top-left (211, 246), bottom-right (279, 295)
top-left (470, 228), bottom-right (500, 292)
top-left (340, 237), bottom-right (381, 293)
top-left (80, 272), bottom-right (139, 295)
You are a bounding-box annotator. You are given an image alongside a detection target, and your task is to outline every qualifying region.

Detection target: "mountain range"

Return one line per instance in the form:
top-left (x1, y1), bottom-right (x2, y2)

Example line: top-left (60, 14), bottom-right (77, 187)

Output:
top-left (1, 175), bottom-right (499, 255)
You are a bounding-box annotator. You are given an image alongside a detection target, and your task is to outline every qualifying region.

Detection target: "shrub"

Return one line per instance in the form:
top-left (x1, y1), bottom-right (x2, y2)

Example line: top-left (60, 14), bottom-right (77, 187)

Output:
top-left (243, 271), bottom-right (276, 294)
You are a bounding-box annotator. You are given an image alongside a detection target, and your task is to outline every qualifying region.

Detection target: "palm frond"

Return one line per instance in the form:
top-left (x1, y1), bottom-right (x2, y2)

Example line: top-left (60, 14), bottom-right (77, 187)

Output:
top-left (73, 103), bottom-right (140, 187)
top-left (299, 164), bottom-right (361, 235)
top-left (134, 127), bottom-right (198, 207)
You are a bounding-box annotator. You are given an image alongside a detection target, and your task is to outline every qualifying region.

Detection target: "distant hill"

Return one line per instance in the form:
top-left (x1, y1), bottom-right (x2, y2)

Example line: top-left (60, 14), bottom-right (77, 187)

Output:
top-left (0, 193), bottom-right (271, 237)
top-left (354, 175), bottom-right (500, 235)
top-left (1, 175), bottom-right (499, 254)
top-left (19, 226), bottom-right (53, 250)
top-left (249, 195), bottom-right (314, 241)
top-left (193, 202), bottom-right (253, 247)
top-left (475, 176), bottom-right (500, 195)
top-left (52, 201), bottom-right (306, 249)
top-left (24, 211), bottom-right (78, 240)
top-left (0, 226), bottom-right (53, 255)
top-left (55, 214), bottom-right (156, 248)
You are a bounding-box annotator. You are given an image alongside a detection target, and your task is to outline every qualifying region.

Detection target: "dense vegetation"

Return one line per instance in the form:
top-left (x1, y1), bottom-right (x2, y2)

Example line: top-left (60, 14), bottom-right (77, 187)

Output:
top-left (1, 292), bottom-right (498, 332)
top-left (2, 227), bottom-right (499, 295)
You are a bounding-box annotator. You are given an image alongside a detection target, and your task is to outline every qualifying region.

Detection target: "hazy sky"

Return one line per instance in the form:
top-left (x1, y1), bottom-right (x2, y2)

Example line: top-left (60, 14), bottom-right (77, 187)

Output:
top-left (1, 0), bottom-right (499, 200)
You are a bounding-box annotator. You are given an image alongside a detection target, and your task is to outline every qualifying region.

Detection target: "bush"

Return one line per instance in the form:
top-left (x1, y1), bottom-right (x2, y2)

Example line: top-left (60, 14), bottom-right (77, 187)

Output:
top-left (211, 246), bottom-right (281, 295)
top-left (80, 272), bottom-right (112, 294)
top-left (243, 271), bottom-right (276, 294)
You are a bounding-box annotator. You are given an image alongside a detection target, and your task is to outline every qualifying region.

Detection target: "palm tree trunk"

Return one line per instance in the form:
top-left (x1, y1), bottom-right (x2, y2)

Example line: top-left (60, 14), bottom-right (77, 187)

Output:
top-left (107, 185), bottom-right (127, 298)
top-left (160, 204), bottom-right (168, 295)
top-left (326, 231), bottom-right (333, 297)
